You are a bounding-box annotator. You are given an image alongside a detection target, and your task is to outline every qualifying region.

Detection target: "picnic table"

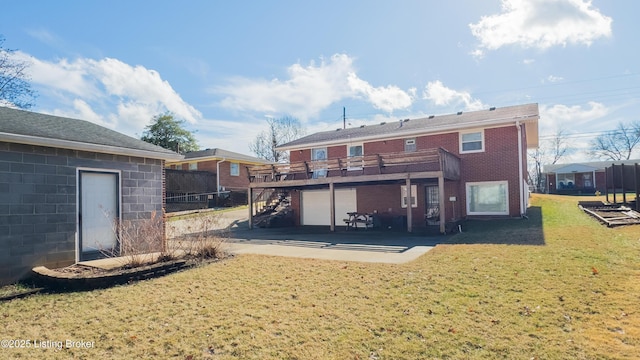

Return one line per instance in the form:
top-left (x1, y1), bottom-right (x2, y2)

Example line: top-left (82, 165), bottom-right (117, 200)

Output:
top-left (344, 212), bottom-right (374, 230)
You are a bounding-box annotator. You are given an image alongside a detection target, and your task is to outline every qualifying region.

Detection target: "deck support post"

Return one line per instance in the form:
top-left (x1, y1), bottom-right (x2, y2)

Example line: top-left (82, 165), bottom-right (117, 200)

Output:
top-left (248, 187), bottom-right (254, 230)
top-left (438, 175), bottom-right (446, 234)
top-left (329, 182), bottom-right (336, 232)
top-left (406, 177), bottom-right (413, 233)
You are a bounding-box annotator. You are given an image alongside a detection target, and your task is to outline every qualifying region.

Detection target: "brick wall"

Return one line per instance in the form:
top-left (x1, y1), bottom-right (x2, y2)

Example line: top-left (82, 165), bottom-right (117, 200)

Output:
top-left (0, 141), bottom-right (165, 285)
top-left (287, 125), bottom-right (523, 218)
top-left (458, 126), bottom-right (521, 216)
top-left (173, 159), bottom-right (254, 191)
top-left (213, 161), bottom-right (250, 191)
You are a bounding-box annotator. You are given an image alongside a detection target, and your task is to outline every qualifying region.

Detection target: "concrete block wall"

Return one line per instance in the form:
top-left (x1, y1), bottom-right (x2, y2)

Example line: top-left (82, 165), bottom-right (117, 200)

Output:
top-left (0, 141), bottom-right (165, 285)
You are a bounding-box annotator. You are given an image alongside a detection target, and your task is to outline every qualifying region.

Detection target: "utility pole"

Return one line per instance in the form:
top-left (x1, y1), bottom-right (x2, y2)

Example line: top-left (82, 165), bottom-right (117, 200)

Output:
top-left (343, 107), bottom-right (346, 129)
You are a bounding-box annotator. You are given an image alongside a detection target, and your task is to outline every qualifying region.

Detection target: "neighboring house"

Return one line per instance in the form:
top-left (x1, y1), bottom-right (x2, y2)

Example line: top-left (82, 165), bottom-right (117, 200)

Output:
top-left (167, 148), bottom-right (270, 193)
top-left (246, 103), bottom-right (539, 233)
top-left (543, 159), bottom-right (640, 194)
top-left (0, 107), bottom-right (182, 285)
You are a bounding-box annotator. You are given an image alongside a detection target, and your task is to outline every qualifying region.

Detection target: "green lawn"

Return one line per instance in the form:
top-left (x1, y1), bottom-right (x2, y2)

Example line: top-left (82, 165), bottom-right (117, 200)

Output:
top-left (1, 194), bottom-right (639, 359)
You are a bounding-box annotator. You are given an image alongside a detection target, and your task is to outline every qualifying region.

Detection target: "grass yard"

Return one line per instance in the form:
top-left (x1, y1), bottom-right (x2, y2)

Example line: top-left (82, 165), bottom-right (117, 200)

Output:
top-left (1, 194), bottom-right (639, 359)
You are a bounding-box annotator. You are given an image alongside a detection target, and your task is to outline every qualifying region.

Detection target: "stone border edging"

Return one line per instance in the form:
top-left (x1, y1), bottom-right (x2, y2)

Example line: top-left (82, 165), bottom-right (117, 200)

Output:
top-left (31, 259), bottom-right (191, 291)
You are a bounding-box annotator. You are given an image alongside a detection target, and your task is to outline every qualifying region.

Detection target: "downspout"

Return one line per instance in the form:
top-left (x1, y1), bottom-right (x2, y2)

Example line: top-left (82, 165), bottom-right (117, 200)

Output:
top-left (217, 158), bottom-right (227, 196)
top-left (516, 121), bottom-right (525, 217)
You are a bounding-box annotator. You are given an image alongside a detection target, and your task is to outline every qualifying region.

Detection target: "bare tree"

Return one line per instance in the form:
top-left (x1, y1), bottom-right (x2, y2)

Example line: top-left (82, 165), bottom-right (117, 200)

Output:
top-left (528, 128), bottom-right (571, 193)
top-left (250, 116), bottom-right (305, 163)
top-left (0, 35), bottom-right (36, 109)
top-left (589, 121), bottom-right (640, 161)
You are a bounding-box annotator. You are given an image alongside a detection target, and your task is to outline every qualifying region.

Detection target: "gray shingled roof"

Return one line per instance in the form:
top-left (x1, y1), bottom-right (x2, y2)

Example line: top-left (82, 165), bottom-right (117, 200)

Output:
top-left (544, 159), bottom-right (640, 173)
top-left (183, 148), bottom-right (270, 164)
top-left (0, 106), bottom-right (181, 159)
top-left (278, 103), bottom-right (539, 150)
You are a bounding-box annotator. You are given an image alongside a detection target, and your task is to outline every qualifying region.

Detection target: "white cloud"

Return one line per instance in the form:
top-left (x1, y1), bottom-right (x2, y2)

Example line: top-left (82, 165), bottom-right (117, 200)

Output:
top-left (539, 101), bottom-right (611, 161)
top-left (422, 80), bottom-right (486, 111)
top-left (522, 59), bottom-right (536, 65)
top-left (470, 0), bottom-right (612, 57)
top-left (26, 28), bottom-right (61, 48)
top-left (215, 54), bottom-right (414, 120)
top-left (546, 75), bottom-right (564, 83)
top-left (51, 99), bottom-right (111, 127)
top-left (21, 52), bottom-right (202, 136)
top-left (539, 101), bottom-right (608, 134)
top-left (347, 74), bottom-right (413, 112)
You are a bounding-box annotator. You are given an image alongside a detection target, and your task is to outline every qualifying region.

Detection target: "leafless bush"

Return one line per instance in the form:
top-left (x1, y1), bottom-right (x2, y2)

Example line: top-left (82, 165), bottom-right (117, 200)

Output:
top-left (168, 212), bottom-right (228, 261)
top-left (101, 211), bottom-right (174, 268)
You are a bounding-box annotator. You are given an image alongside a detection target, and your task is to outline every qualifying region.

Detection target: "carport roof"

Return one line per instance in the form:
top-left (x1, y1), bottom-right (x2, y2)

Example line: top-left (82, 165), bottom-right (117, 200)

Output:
top-left (0, 106), bottom-right (183, 160)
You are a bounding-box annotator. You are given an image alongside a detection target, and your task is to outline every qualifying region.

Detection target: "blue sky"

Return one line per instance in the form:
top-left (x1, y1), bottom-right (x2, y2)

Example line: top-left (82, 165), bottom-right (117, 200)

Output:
top-left (1, 0), bottom-right (637, 161)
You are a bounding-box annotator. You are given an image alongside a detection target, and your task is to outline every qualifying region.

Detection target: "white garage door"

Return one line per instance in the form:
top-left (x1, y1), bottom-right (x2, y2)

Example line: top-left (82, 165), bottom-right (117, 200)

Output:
top-left (301, 188), bottom-right (357, 226)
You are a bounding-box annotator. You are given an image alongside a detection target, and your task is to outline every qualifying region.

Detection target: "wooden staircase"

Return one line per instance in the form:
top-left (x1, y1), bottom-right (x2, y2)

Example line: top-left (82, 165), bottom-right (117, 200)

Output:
top-left (252, 189), bottom-right (293, 228)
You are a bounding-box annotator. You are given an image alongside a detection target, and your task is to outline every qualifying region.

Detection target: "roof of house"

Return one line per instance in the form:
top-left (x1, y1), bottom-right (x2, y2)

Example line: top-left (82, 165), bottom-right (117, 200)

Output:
top-left (544, 159), bottom-right (640, 174)
top-left (0, 106), bottom-right (182, 160)
top-left (278, 103), bottom-right (539, 151)
top-left (177, 148), bottom-right (270, 164)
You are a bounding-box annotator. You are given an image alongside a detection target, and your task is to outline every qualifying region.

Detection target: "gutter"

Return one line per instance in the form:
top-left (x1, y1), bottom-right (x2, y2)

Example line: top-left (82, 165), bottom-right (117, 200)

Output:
top-left (216, 157), bottom-right (227, 196)
top-left (516, 121), bottom-right (525, 217)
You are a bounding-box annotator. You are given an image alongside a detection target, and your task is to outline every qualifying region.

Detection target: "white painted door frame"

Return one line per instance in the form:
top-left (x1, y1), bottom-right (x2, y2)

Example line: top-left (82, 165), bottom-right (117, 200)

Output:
top-left (76, 169), bottom-right (121, 262)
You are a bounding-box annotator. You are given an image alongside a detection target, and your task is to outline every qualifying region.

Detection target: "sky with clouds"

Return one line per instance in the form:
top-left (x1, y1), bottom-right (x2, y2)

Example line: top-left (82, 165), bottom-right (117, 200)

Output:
top-left (1, 0), bottom-right (638, 161)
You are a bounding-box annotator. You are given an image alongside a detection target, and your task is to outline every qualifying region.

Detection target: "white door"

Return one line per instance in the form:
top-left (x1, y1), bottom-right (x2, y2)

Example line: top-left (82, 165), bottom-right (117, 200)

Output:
top-left (301, 188), bottom-right (357, 225)
top-left (79, 171), bottom-right (119, 260)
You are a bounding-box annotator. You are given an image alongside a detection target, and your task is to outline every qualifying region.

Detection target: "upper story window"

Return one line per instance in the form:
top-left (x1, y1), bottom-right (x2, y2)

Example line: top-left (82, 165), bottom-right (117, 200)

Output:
top-left (230, 162), bottom-right (239, 176)
top-left (348, 144), bottom-right (363, 157)
top-left (347, 144), bottom-right (363, 170)
top-left (460, 130), bottom-right (484, 153)
top-left (404, 139), bottom-right (416, 152)
top-left (311, 147), bottom-right (327, 178)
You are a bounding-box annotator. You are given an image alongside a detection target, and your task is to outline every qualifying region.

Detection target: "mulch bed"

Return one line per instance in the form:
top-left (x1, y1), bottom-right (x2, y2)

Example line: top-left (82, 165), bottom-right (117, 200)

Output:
top-left (29, 254), bottom-right (231, 293)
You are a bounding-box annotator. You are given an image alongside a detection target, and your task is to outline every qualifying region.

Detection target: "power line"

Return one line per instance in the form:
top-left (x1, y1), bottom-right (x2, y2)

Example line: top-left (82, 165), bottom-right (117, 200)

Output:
top-left (474, 72), bottom-right (640, 97)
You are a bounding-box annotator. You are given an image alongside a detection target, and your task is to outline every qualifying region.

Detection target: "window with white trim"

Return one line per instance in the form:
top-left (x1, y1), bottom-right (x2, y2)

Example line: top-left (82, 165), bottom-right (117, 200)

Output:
top-left (557, 173), bottom-right (575, 189)
top-left (311, 147), bottom-right (328, 178)
top-left (466, 181), bottom-right (508, 215)
top-left (188, 162), bottom-right (197, 170)
top-left (347, 144), bottom-right (363, 170)
top-left (404, 138), bottom-right (416, 152)
top-left (401, 185), bottom-right (418, 208)
top-left (460, 130), bottom-right (484, 153)
top-left (230, 162), bottom-right (239, 176)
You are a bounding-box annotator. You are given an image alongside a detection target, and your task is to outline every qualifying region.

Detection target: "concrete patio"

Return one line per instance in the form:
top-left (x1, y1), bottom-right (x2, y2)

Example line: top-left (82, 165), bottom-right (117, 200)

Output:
top-left (225, 225), bottom-right (443, 264)
top-left (167, 208), bottom-right (444, 264)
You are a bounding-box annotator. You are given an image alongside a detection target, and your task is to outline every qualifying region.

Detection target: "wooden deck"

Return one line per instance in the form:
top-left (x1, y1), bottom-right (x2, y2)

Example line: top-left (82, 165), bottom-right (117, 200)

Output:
top-left (246, 148), bottom-right (460, 188)
top-left (579, 201), bottom-right (640, 227)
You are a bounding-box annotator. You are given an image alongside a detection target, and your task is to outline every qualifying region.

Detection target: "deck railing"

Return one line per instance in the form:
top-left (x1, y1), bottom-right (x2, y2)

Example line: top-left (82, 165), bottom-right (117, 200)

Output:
top-left (247, 148), bottom-right (460, 183)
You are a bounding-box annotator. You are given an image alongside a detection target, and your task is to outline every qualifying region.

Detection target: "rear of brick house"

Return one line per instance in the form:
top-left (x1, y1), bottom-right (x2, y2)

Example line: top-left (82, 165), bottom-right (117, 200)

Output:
top-left (0, 107), bottom-right (182, 286)
top-left (247, 103), bottom-right (539, 233)
top-left (167, 148), bottom-right (269, 192)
